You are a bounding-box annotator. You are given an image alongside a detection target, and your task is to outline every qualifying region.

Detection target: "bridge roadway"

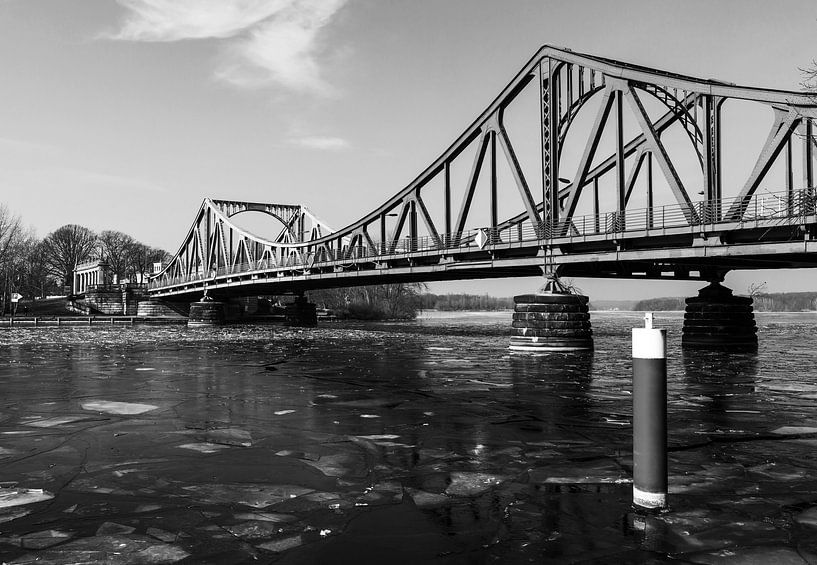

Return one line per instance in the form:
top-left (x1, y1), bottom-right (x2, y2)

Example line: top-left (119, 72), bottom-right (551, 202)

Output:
top-left (149, 189), bottom-right (817, 301)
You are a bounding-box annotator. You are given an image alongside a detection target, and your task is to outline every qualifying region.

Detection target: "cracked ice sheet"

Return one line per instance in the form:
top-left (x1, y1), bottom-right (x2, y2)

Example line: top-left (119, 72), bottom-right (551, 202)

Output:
top-left (81, 401), bottom-right (158, 415)
top-left (687, 545), bottom-right (811, 564)
top-left (8, 534), bottom-right (189, 564)
top-left (182, 484), bottom-right (314, 508)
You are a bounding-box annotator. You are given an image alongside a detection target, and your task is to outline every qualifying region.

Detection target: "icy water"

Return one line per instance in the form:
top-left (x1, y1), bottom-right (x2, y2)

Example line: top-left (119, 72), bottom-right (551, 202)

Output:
top-left (1, 312), bottom-right (817, 564)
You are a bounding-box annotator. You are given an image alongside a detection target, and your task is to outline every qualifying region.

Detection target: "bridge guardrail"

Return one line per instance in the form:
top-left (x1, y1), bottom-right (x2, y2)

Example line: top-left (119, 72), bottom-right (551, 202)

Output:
top-left (150, 187), bottom-right (817, 290)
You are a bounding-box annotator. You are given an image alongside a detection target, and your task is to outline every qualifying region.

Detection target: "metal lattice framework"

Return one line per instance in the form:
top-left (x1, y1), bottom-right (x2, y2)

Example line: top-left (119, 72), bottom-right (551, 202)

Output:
top-left (151, 45), bottom-right (817, 299)
top-left (157, 199), bottom-right (337, 284)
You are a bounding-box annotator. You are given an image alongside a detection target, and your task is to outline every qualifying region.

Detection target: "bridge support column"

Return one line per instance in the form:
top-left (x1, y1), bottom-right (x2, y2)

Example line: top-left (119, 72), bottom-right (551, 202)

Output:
top-left (188, 293), bottom-right (226, 327)
top-left (284, 295), bottom-right (317, 327)
top-left (509, 276), bottom-right (593, 352)
top-left (682, 281), bottom-right (757, 350)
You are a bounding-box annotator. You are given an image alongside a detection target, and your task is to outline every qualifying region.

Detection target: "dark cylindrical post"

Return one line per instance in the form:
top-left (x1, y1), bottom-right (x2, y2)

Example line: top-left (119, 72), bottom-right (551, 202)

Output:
top-left (632, 313), bottom-right (667, 510)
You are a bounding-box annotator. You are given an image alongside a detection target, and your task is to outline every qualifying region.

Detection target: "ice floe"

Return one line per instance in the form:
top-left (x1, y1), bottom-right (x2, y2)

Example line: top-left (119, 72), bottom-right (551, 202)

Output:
top-left (445, 472), bottom-right (507, 496)
top-left (257, 534), bottom-right (302, 553)
top-left (0, 487), bottom-right (53, 509)
top-left (81, 401), bottom-right (158, 415)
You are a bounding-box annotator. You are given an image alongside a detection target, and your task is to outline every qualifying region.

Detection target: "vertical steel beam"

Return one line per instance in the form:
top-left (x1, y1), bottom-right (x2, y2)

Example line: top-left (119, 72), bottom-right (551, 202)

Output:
top-left (380, 212), bottom-right (387, 254)
top-left (703, 96), bottom-right (722, 205)
top-left (578, 66), bottom-right (585, 98)
top-left (204, 210), bottom-right (211, 272)
top-left (490, 131), bottom-right (498, 231)
top-left (647, 152), bottom-right (654, 229)
top-left (593, 178), bottom-right (600, 233)
top-left (409, 200), bottom-right (418, 251)
top-left (786, 135), bottom-right (794, 211)
top-left (804, 119), bottom-right (814, 189)
top-left (444, 161), bottom-right (451, 245)
top-left (615, 90), bottom-right (626, 215)
top-left (540, 58), bottom-right (560, 232)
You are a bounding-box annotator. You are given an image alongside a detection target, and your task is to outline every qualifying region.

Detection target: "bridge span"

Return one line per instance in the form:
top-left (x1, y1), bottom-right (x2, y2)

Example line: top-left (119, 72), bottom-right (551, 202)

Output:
top-left (149, 45), bottom-right (817, 307)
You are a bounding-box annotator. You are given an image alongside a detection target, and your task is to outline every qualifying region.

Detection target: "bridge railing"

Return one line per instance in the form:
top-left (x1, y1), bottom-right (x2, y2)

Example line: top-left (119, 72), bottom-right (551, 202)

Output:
top-left (150, 188), bottom-right (817, 289)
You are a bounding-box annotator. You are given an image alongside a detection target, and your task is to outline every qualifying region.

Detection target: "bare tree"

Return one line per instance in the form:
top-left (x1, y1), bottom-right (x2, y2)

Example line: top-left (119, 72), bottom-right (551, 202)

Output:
top-left (126, 243), bottom-right (170, 284)
top-left (747, 281), bottom-right (767, 298)
top-left (41, 224), bottom-right (98, 289)
top-left (0, 203), bottom-right (22, 266)
top-left (98, 230), bottom-right (135, 282)
top-left (18, 239), bottom-right (57, 299)
top-left (0, 204), bottom-right (25, 313)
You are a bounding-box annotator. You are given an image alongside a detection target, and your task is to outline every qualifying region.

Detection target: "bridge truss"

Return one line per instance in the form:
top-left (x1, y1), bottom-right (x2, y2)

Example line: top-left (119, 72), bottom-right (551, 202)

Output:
top-left (151, 46), bottom-right (817, 300)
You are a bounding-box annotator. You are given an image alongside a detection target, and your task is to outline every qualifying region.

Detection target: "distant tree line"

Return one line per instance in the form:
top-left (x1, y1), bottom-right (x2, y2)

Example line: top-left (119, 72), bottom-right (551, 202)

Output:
top-left (310, 283), bottom-right (426, 320)
top-left (752, 292), bottom-right (817, 312)
top-left (634, 292), bottom-right (817, 312)
top-left (633, 297), bottom-right (687, 311)
top-left (308, 287), bottom-right (515, 320)
top-left (417, 293), bottom-right (514, 311)
top-left (0, 202), bottom-right (169, 314)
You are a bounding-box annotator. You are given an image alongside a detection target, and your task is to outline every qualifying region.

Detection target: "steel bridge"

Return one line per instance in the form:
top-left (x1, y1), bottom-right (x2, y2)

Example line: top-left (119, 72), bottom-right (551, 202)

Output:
top-left (150, 46), bottom-right (817, 301)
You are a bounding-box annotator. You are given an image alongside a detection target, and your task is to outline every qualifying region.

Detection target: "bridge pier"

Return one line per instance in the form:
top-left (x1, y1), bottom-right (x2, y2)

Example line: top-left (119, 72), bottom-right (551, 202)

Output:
top-left (284, 295), bottom-right (317, 327)
top-left (682, 281), bottom-right (757, 350)
top-left (509, 276), bottom-right (593, 352)
top-left (188, 293), bottom-right (226, 327)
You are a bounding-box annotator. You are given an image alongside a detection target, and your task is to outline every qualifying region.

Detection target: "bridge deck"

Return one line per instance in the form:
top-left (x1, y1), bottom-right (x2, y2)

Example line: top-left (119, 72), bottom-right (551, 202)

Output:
top-left (149, 189), bottom-right (817, 300)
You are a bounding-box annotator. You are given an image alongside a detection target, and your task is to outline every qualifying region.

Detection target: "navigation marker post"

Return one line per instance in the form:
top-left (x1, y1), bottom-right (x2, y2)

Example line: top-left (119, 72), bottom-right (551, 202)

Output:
top-left (632, 313), bottom-right (668, 510)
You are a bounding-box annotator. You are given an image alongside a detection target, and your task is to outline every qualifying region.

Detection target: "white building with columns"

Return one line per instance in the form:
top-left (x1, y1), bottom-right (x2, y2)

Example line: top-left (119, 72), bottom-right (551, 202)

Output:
top-left (73, 260), bottom-right (110, 295)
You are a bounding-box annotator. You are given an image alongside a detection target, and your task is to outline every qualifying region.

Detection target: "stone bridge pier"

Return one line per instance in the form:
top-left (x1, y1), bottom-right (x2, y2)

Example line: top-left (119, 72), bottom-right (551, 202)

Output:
top-left (509, 275), bottom-right (594, 352)
top-left (682, 280), bottom-right (758, 350)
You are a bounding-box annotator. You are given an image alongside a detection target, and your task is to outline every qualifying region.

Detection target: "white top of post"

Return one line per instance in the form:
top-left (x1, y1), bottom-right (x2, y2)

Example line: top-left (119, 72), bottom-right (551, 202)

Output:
top-left (632, 312), bottom-right (666, 359)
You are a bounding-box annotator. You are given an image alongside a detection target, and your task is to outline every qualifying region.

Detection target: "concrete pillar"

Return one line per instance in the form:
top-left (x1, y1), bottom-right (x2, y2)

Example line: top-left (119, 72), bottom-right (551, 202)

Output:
top-left (682, 281), bottom-right (757, 350)
top-left (284, 295), bottom-right (317, 327)
top-left (509, 275), bottom-right (593, 352)
top-left (188, 297), bottom-right (226, 327)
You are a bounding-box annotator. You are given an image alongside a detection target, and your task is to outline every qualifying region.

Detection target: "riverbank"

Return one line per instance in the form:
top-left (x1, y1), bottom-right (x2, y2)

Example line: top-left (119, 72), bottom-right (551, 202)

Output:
top-left (0, 316), bottom-right (187, 327)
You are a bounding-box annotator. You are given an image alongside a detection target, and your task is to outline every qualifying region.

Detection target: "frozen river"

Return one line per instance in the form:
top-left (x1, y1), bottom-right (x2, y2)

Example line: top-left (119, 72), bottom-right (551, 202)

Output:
top-left (1, 311), bottom-right (817, 563)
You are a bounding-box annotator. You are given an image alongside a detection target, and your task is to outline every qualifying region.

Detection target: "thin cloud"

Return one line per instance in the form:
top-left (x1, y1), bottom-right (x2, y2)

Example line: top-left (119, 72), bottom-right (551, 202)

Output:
top-left (288, 136), bottom-right (349, 151)
top-left (108, 0), bottom-right (348, 95)
top-left (0, 137), bottom-right (58, 155)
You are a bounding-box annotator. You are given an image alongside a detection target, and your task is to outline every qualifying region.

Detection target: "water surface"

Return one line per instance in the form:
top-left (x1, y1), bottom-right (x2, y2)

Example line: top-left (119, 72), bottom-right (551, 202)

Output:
top-left (1, 311), bottom-right (817, 563)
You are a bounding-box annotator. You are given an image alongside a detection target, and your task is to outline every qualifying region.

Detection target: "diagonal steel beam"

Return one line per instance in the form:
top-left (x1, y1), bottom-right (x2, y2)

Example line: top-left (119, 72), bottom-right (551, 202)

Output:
top-left (454, 131), bottom-right (491, 235)
top-left (556, 92), bottom-right (700, 201)
top-left (388, 201), bottom-right (411, 253)
top-left (725, 108), bottom-right (801, 220)
top-left (560, 86), bottom-right (615, 224)
top-left (414, 194), bottom-right (442, 246)
top-left (493, 112), bottom-right (541, 226)
top-left (624, 83), bottom-right (698, 224)
top-left (624, 149), bottom-right (647, 206)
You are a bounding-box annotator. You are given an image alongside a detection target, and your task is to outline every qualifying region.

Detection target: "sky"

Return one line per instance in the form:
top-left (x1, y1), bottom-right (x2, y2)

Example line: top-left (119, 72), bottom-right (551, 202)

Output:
top-left (1, 0), bottom-right (817, 300)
